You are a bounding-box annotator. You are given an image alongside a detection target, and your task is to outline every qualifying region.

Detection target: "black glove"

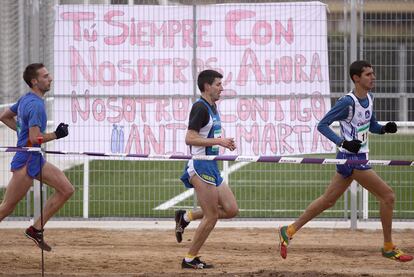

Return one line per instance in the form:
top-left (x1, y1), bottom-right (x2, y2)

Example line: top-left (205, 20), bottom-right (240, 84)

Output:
top-left (341, 139), bottom-right (362, 154)
top-left (55, 122), bottom-right (69, 139)
top-left (382, 121), bottom-right (397, 133)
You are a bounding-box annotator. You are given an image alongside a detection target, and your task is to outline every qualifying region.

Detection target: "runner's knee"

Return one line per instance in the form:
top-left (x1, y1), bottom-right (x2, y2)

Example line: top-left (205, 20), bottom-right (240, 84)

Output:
top-left (65, 185), bottom-right (75, 199)
top-left (225, 206), bottom-right (239, 218)
top-left (59, 183), bottom-right (75, 199)
top-left (381, 189), bottom-right (395, 206)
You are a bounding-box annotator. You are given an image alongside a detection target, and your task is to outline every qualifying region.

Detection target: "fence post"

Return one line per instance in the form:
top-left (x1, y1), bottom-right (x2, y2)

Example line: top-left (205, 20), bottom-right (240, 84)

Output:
top-left (348, 0), bottom-right (359, 230)
top-left (26, 187), bottom-right (32, 217)
top-left (30, 0), bottom-right (41, 222)
top-left (222, 161), bottom-right (229, 184)
top-left (362, 153), bottom-right (369, 219)
top-left (399, 44), bottom-right (408, 122)
top-left (83, 159), bottom-right (89, 218)
top-left (191, 2), bottom-right (198, 210)
top-left (33, 180), bottom-right (42, 222)
top-left (350, 181), bottom-right (358, 230)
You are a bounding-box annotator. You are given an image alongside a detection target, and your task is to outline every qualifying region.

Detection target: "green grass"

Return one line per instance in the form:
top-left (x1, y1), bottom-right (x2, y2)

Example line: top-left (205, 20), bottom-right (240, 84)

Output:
top-left (2, 134), bottom-right (414, 219)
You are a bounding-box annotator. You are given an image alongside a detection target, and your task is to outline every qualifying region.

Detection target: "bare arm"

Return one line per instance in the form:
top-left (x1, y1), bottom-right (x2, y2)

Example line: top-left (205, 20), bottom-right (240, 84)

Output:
top-left (29, 126), bottom-right (57, 145)
top-left (0, 108), bottom-right (17, 131)
top-left (185, 129), bottom-right (236, 151)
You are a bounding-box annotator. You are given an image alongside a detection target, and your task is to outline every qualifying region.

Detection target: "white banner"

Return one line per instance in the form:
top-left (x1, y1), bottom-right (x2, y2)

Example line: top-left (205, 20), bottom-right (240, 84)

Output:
top-left (53, 2), bottom-right (334, 156)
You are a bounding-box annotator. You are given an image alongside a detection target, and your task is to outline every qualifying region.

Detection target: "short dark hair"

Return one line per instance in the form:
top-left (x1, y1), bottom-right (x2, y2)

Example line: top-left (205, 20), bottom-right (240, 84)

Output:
top-left (23, 63), bottom-right (45, 88)
top-left (197, 70), bottom-right (223, 92)
top-left (349, 60), bottom-right (372, 83)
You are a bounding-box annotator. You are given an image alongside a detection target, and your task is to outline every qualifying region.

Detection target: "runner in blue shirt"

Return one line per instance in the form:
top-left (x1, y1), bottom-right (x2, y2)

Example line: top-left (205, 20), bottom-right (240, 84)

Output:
top-left (278, 60), bottom-right (413, 262)
top-left (0, 63), bottom-right (74, 252)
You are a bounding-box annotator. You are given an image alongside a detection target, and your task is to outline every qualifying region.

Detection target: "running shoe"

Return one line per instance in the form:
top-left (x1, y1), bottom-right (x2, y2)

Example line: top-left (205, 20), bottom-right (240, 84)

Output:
top-left (278, 226), bottom-right (291, 259)
top-left (175, 210), bottom-right (189, 243)
top-left (181, 257), bottom-right (213, 269)
top-left (382, 247), bottom-right (413, 262)
top-left (25, 226), bottom-right (52, 252)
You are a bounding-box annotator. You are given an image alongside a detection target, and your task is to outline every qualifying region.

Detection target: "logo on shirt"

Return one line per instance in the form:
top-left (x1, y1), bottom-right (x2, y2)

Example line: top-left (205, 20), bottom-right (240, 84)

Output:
top-left (365, 110), bottom-right (371, 119)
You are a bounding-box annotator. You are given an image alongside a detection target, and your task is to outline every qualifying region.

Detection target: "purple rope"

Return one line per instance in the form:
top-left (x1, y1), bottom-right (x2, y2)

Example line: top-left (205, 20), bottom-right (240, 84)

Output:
top-left (0, 146), bottom-right (412, 166)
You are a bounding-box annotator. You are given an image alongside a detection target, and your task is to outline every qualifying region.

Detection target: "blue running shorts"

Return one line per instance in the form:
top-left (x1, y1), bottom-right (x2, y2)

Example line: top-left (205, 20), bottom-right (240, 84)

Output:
top-left (336, 151), bottom-right (371, 178)
top-left (11, 152), bottom-right (46, 178)
top-left (180, 160), bottom-right (224, 188)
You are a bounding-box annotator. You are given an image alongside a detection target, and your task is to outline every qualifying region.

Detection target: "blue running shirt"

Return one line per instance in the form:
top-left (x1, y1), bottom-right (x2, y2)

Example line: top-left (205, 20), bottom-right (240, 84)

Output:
top-left (10, 92), bottom-right (47, 177)
top-left (10, 92), bottom-right (47, 147)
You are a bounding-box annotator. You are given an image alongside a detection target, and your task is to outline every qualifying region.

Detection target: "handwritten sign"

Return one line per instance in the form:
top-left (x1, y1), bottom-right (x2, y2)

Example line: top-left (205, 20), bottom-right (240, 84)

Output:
top-left (53, 3), bottom-right (334, 156)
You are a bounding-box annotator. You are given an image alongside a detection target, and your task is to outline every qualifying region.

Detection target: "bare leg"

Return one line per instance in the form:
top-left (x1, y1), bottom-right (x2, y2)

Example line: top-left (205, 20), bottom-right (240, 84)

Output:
top-left (188, 182), bottom-right (238, 220)
top-left (0, 167), bottom-right (33, 221)
top-left (217, 182), bottom-right (238, 219)
top-left (292, 173), bottom-right (353, 231)
top-left (32, 162), bottom-right (74, 230)
top-left (352, 169), bottom-right (394, 243)
top-left (187, 176), bottom-right (219, 256)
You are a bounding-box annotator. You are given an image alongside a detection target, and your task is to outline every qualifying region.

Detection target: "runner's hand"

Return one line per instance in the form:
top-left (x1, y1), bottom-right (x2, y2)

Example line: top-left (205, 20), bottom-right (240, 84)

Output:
top-left (55, 123), bottom-right (69, 139)
top-left (383, 122), bottom-right (397, 133)
top-left (221, 138), bottom-right (236, 151)
top-left (341, 139), bottom-right (361, 154)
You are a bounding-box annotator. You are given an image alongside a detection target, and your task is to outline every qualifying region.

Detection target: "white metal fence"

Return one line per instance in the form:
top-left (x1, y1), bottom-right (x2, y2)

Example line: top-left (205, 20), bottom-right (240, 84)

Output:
top-left (0, 0), bottom-right (413, 225)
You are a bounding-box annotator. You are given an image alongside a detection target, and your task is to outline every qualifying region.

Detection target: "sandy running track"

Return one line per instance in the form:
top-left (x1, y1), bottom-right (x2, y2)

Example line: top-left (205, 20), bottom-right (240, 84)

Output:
top-left (0, 228), bottom-right (413, 276)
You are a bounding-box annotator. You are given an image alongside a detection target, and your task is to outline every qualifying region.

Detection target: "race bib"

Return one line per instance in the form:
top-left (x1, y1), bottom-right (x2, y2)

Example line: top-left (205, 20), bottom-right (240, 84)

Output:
top-left (212, 129), bottom-right (221, 152)
top-left (357, 123), bottom-right (369, 145)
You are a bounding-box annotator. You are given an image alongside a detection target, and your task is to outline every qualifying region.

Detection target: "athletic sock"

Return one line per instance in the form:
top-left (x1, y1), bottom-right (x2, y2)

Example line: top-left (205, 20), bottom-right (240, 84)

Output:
top-left (286, 224), bottom-right (296, 238)
top-left (184, 254), bottom-right (196, 262)
top-left (184, 211), bottom-right (192, 222)
top-left (383, 242), bottom-right (395, 252)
